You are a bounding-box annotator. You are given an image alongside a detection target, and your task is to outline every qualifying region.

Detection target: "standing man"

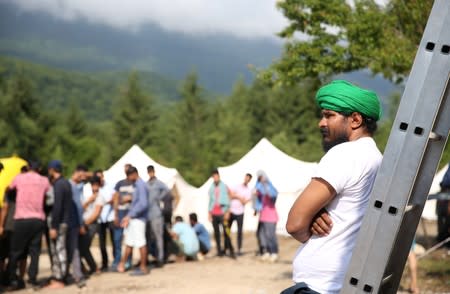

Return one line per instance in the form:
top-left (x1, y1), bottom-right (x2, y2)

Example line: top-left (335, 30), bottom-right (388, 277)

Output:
top-left (47, 160), bottom-right (72, 289)
top-left (208, 169), bottom-right (234, 258)
top-left (0, 165), bottom-right (28, 288)
top-left (229, 173), bottom-right (252, 256)
top-left (146, 165), bottom-right (169, 268)
top-left (67, 164), bottom-right (88, 287)
top-left (285, 80), bottom-right (382, 294)
top-left (117, 166), bottom-right (149, 276)
top-left (95, 169), bottom-right (115, 272)
top-left (80, 176), bottom-right (105, 275)
top-left (5, 161), bottom-right (50, 289)
top-left (112, 163), bottom-right (133, 271)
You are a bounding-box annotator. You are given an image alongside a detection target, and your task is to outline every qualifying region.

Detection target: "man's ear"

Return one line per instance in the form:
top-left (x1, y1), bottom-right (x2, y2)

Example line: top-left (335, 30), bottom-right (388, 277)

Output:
top-left (350, 112), bottom-right (364, 129)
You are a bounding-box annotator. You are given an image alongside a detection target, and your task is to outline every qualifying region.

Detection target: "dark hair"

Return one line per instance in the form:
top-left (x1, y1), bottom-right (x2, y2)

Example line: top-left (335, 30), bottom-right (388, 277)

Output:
top-left (147, 165), bottom-right (155, 173)
top-left (94, 169), bottom-right (103, 175)
top-left (362, 116), bottom-right (377, 134)
top-left (340, 112), bottom-right (377, 135)
top-left (76, 164), bottom-right (88, 172)
top-left (246, 173), bottom-right (253, 179)
top-left (21, 165), bottom-right (29, 173)
top-left (189, 213), bottom-right (198, 223)
top-left (90, 175), bottom-right (102, 185)
top-left (175, 216), bottom-right (183, 222)
top-left (211, 169), bottom-right (219, 176)
top-left (126, 166), bottom-right (138, 176)
top-left (28, 160), bottom-right (41, 172)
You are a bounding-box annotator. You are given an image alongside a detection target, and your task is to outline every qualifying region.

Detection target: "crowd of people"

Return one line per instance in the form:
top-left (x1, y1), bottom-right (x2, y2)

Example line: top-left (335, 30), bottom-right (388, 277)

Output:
top-left (1, 79), bottom-right (448, 294)
top-left (0, 157), bottom-right (280, 291)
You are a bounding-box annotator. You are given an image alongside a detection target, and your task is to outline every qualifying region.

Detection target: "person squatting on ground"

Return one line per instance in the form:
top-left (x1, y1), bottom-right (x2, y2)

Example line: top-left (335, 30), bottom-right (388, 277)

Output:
top-left (254, 170), bottom-right (279, 263)
top-left (4, 161), bottom-right (50, 290)
top-left (47, 160), bottom-right (73, 289)
top-left (146, 165), bottom-right (169, 268)
top-left (284, 80), bottom-right (382, 294)
top-left (117, 166), bottom-right (149, 276)
top-left (171, 216), bottom-right (199, 262)
top-left (228, 173), bottom-right (252, 256)
top-left (208, 169), bottom-right (234, 258)
top-left (189, 212), bottom-right (211, 259)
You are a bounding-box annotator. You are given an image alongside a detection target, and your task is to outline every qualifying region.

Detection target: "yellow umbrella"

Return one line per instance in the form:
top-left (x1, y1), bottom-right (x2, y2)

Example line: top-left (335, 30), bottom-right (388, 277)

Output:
top-left (0, 156), bottom-right (28, 207)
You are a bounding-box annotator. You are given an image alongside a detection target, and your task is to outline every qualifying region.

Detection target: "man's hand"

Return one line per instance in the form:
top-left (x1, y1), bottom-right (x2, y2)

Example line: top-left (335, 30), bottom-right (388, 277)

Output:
top-left (208, 213), bottom-right (212, 222)
top-left (0, 226), bottom-right (4, 237)
top-left (79, 226), bottom-right (86, 235)
top-left (121, 216), bottom-right (130, 228)
top-left (310, 209), bottom-right (333, 237)
top-left (49, 228), bottom-right (58, 240)
top-left (224, 211), bottom-right (230, 222)
top-left (114, 217), bottom-right (120, 227)
top-left (87, 194), bottom-right (97, 203)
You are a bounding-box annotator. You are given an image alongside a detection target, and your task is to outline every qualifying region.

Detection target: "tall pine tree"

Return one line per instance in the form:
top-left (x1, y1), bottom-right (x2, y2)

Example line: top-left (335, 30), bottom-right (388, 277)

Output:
top-left (112, 71), bottom-right (159, 158)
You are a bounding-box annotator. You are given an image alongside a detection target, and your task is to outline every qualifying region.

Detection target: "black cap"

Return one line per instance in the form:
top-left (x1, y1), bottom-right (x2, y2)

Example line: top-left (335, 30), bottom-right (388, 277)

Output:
top-left (48, 160), bottom-right (63, 173)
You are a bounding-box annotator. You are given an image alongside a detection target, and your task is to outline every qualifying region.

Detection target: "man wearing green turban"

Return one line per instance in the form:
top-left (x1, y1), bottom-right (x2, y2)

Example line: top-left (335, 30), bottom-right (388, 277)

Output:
top-left (315, 80), bottom-right (382, 152)
top-left (284, 80), bottom-right (383, 293)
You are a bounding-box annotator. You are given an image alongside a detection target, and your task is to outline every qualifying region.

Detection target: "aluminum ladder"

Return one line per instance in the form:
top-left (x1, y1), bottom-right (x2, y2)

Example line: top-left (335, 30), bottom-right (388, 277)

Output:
top-left (340, 0), bottom-right (450, 293)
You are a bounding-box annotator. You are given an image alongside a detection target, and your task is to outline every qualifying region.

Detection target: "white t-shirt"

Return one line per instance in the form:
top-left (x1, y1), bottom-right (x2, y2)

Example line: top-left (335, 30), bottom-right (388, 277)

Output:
top-left (99, 184), bottom-right (115, 223)
top-left (230, 183), bottom-right (252, 215)
top-left (293, 137), bottom-right (382, 294)
top-left (83, 192), bottom-right (106, 223)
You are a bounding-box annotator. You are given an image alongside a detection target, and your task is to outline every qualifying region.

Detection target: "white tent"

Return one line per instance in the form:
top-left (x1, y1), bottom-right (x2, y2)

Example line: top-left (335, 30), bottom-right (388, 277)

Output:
top-left (175, 138), bottom-right (318, 235)
top-left (103, 145), bottom-right (179, 188)
top-left (422, 163), bottom-right (449, 221)
top-left (97, 145), bottom-right (198, 211)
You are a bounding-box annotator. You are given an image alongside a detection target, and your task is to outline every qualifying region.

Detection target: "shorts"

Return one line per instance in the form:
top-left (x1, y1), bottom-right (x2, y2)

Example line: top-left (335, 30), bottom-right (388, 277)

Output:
top-left (124, 219), bottom-right (146, 248)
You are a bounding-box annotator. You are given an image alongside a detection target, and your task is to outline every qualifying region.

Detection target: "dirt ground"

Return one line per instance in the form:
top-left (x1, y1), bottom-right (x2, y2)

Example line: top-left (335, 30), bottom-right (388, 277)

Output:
top-left (9, 234), bottom-right (297, 294)
top-left (6, 227), bottom-right (450, 294)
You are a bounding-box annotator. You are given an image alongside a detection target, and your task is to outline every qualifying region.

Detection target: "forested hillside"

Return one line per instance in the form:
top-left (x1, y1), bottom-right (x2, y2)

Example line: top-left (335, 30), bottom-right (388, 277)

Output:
top-left (0, 56), bottom-right (180, 120)
top-left (4, 55), bottom-right (442, 187)
top-left (0, 1), bottom-right (282, 94)
top-left (1, 0), bottom-right (448, 186)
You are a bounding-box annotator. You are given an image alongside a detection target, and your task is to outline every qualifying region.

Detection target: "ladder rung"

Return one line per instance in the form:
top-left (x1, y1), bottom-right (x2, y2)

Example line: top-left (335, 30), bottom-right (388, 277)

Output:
top-left (429, 131), bottom-right (444, 141)
top-left (381, 274), bottom-right (393, 285)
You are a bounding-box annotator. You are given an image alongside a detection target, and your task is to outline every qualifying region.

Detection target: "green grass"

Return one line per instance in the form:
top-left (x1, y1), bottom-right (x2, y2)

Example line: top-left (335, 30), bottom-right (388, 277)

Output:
top-left (400, 249), bottom-right (450, 293)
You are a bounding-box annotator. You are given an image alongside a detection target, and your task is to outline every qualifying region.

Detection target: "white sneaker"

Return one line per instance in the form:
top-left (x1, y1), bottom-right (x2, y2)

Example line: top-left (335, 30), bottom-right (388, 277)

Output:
top-left (197, 253), bottom-right (205, 261)
top-left (269, 253), bottom-right (279, 263)
top-left (261, 252), bottom-right (270, 261)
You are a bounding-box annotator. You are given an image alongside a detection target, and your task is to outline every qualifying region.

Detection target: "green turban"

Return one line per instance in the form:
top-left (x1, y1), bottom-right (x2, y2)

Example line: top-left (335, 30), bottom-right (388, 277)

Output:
top-left (315, 80), bottom-right (382, 121)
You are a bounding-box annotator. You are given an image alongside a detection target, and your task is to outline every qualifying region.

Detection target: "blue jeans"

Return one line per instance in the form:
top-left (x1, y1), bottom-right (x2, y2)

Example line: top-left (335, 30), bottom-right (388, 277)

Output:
top-left (112, 210), bottom-right (131, 268)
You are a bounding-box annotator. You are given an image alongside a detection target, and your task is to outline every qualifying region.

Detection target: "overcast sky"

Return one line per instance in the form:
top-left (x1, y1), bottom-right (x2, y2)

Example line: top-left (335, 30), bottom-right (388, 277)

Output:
top-left (6, 0), bottom-right (288, 39)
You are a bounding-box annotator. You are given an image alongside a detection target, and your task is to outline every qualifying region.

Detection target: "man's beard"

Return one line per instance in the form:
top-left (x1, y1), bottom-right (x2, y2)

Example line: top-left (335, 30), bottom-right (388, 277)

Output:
top-left (321, 128), bottom-right (349, 152)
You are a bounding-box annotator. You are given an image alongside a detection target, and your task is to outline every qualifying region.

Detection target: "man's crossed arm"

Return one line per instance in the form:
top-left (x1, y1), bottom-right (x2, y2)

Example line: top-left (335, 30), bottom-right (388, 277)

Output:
top-left (286, 178), bottom-right (336, 243)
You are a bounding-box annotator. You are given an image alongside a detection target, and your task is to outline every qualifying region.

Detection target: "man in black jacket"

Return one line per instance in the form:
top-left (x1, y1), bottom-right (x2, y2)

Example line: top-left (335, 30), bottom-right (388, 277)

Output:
top-left (46, 160), bottom-right (72, 289)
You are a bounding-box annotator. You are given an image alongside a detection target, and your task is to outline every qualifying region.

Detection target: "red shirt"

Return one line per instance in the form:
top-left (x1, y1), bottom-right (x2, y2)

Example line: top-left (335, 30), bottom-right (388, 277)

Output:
top-left (9, 172), bottom-right (50, 221)
top-left (211, 186), bottom-right (223, 216)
